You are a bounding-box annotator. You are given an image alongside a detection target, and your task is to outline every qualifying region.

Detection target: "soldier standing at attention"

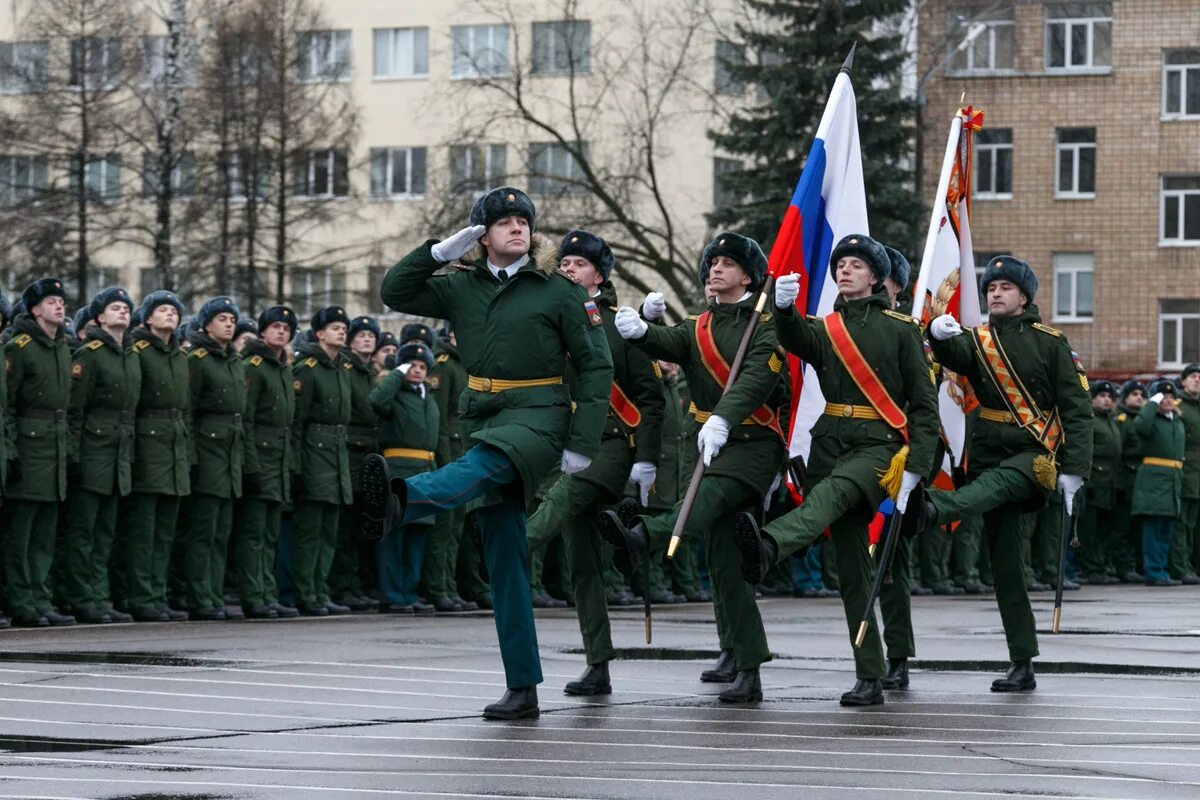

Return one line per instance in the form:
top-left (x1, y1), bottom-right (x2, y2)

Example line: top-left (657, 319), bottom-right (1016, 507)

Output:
top-left (184, 297), bottom-right (249, 621)
top-left (373, 331), bottom-right (398, 372)
top-left (1134, 378), bottom-right (1186, 586)
top-left (291, 307), bottom-right (354, 616)
top-left (0, 291), bottom-right (8, 629)
top-left (1076, 380), bottom-right (1122, 585)
top-left (125, 291), bottom-right (191, 622)
top-left (1171, 365), bottom-right (1200, 583)
top-left (357, 187), bottom-right (612, 720)
top-left (913, 256), bottom-right (1092, 692)
top-left (4, 279), bottom-right (76, 627)
top-left (61, 287), bottom-right (141, 625)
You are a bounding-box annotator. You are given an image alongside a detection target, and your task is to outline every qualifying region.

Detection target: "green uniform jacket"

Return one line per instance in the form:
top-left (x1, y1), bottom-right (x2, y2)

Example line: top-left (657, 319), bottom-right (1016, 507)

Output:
top-left (343, 349), bottom-right (379, 481)
top-left (188, 332), bottom-right (248, 500)
top-left (1131, 400), bottom-right (1185, 518)
top-left (291, 343), bottom-right (353, 505)
top-left (380, 235), bottom-right (613, 505)
top-left (1086, 407), bottom-right (1122, 511)
top-left (631, 294), bottom-right (785, 494)
top-left (0, 336), bottom-right (6, 492)
top-left (929, 305), bottom-right (1093, 496)
top-left (646, 373), bottom-right (689, 510)
top-left (370, 371), bottom-right (440, 480)
top-left (774, 291), bottom-right (939, 505)
top-left (430, 340), bottom-right (467, 466)
top-left (4, 315), bottom-right (71, 502)
top-left (1115, 403), bottom-right (1143, 499)
top-left (1177, 393), bottom-right (1200, 499)
top-left (69, 327), bottom-right (142, 496)
top-left (131, 328), bottom-right (191, 496)
top-left (242, 338), bottom-right (295, 504)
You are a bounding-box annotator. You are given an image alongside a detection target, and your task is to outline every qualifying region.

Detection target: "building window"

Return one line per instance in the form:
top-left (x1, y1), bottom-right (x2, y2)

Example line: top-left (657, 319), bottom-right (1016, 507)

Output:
top-left (451, 24), bottom-right (509, 79)
top-left (715, 39), bottom-right (745, 94)
top-left (290, 266), bottom-right (344, 316)
top-left (1162, 176), bottom-right (1200, 245)
top-left (292, 149), bottom-right (349, 198)
top-left (139, 35), bottom-right (197, 86)
top-left (449, 144), bottom-right (507, 196)
top-left (142, 151), bottom-right (195, 200)
top-left (69, 37), bottom-right (123, 89)
top-left (0, 41), bottom-right (48, 92)
top-left (69, 153), bottom-right (121, 201)
top-left (1163, 49), bottom-right (1200, 119)
top-left (373, 27), bottom-right (429, 79)
top-left (1159, 299), bottom-right (1200, 368)
top-left (0, 154), bottom-right (48, 205)
top-left (974, 252), bottom-right (1003, 320)
top-left (1052, 253), bottom-right (1094, 322)
top-left (1045, 2), bottom-right (1111, 72)
top-left (367, 266), bottom-right (391, 315)
top-left (369, 147), bottom-right (426, 199)
top-left (974, 129), bottom-right (1012, 199)
top-left (713, 157), bottom-right (742, 209)
top-left (1055, 127), bottom-right (1095, 198)
top-left (222, 150), bottom-right (269, 200)
top-left (296, 30), bottom-right (351, 82)
top-left (528, 142), bottom-right (588, 195)
top-left (949, 6), bottom-right (1015, 72)
top-left (532, 20), bottom-right (591, 75)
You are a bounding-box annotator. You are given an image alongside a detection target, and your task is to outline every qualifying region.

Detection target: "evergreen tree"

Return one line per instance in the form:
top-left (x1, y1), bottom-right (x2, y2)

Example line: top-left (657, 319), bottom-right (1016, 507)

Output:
top-left (710, 0), bottom-right (921, 258)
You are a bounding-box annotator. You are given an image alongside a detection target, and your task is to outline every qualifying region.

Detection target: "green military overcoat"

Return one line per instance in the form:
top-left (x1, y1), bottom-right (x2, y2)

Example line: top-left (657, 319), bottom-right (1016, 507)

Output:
top-left (131, 328), bottom-right (191, 496)
top-left (69, 327), bottom-right (142, 496)
top-left (371, 371), bottom-right (440, 481)
top-left (1086, 407), bottom-right (1122, 511)
top-left (1177, 393), bottom-right (1200, 501)
top-left (1131, 399), bottom-right (1185, 518)
top-left (4, 315), bottom-right (71, 502)
top-left (431, 339), bottom-right (467, 467)
top-left (291, 342), bottom-right (353, 505)
top-left (242, 337), bottom-right (295, 504)
top-left (188, 331), bottom-right (248, 500)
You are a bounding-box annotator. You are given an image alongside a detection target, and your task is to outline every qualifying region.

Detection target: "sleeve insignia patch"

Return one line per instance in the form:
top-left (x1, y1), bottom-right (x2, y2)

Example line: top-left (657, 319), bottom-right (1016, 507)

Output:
top-left (134, 340), bottom-right (151, 351)
top-left (583, 299), bottom-right (602, 327)
top-left (71, 362), bottom-right (84, 379)
top-left (768, 352), bottom-right (784, 373)
top-left (4, 357), bottom-right (11, 373)
top-left (86, 340), bottom-right (104, 351)
top-left (249, 355), bottom-right (263, 367)
top-left (1071, 350), bottom-right (1089, 392)
top-left (14, 334), bottom-right (31, 348)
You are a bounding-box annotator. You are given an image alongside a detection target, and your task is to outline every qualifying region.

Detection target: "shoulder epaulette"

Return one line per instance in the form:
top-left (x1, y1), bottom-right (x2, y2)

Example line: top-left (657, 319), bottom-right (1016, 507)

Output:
top-left (248, 355), bottom-right (263, 367)
top-left (1032, 322), bottom-right (1062, 337)
top-left (882, 309), bottom-right (918, 325)
top-left (303, 357), bottom-right (317, 368)
top-left (1117, 413), bottom-right (1127, 423)
top-left (342, 361), bottom-right (353, 370)
top-left (133, 339), bottom-right (151, 352)
top-left (85, 339), bottom-right (104, 351)
top-left (13, 333), bottom-right (31, 348)
top-left (435, 353), bottom-right (449, 364)
top-left (191, 347), bottom-right (208, 359)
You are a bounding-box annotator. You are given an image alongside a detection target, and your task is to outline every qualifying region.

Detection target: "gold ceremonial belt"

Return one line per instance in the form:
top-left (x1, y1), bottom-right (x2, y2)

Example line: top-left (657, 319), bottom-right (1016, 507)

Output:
top-left (467, 375), bottom-right (562, 393)
top-left (823, 403), bottom-right (883, 421)
top-left (687, 402), bottom-right (759, 427)
top-left (1143, 457), bottom-right (1184, 470)
top-left (383, 448), bottom-right (436, 462)
top-left (979, 407), bottom-right (1018, 424)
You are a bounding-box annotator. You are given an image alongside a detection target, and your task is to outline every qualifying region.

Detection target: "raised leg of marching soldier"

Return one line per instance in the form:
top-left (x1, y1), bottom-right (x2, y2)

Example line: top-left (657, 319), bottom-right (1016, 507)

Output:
top-left (879, 529), bottom-right (914, 689)
top-left (951, 514), bottom-right (989, 593)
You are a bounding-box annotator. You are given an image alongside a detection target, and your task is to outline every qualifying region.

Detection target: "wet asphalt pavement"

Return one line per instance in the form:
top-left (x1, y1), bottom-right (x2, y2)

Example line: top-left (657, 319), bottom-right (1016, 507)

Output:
top-left (0, 584), bottom-right (1198, 799)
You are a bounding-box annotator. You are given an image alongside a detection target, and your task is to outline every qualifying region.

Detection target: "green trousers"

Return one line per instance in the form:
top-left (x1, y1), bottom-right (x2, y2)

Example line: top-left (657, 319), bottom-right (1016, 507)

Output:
top-left (183, 493), bottom-right (234, 610)
top-left (1109, 495), bottom-right (1139, 575)
top-left (880, 534), bottom-right (914, 660)
top-left (1171, 497), bottom-right (1199, 578)
top-left (643, 502), bottom-right (731, 650)
top-left (292, 500), bottom-right (340, 605)
top-left (424, 506), bottom-right (466, 601)
top-left (761, 474), bottom-right (884, 679)
top-left (950, 513), bottom-right (984, 585)
top-left (919, 522), bottom-right (952, 587)
top-left (236, 498), bottom-right (282, 607)
top-left (1076, 492), bottom-right (1115, 579)
top-left (1027, 498), bottom-right (1063, 584)
top-left (931, 466), bottom-right (1039, 662)
top-left (59, 487), bottom-right (121, 611)
top-left (124, 492), bottom-right (181, 610)
top-left (457, 513), bottom-right (490, 602)
top-left (526, 473), bottom-right (614, 665)
top-left (328, 504), bottom-right (363, 600)
top-left (4, 500), bottom-right (59, 616)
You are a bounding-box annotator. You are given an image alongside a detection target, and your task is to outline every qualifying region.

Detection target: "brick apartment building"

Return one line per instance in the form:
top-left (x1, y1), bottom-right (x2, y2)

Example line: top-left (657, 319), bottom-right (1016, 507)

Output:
top-left (918, 0), bottom-right (1200, 374)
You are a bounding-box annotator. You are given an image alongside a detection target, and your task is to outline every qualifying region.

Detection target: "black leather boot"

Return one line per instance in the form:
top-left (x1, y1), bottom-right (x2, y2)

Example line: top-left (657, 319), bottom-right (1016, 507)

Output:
top-left (881, 658), bottom-right (909, 689)
top-left (990, 659), bottom-right (1036, 692)
top-left (718, 668), bottom-right (762, 703)
top-left (596, 498), bottom-right (647, 575)
top-left (564, 662), bottom-right (611, 696)
top-left (483, 686), bottom-right (539, 720)
top-left (733, 512), bottom-right (776, 584)
top-left (700, 649), bottom-right (737, 683)
top-left (840, 679), bottom-right (884, 706)
top-left (355, 454), bottom-right (402, 542)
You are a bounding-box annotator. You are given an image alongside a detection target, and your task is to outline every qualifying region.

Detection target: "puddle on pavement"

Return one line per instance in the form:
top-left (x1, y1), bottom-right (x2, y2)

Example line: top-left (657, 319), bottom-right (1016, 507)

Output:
top-left (0, 734), bottom-right (146, 753)
top-left (0, 651), bottom-right (225, 668)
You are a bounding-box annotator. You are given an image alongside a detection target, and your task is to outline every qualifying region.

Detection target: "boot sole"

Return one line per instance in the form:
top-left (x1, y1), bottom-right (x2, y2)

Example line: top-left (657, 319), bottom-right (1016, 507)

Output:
top-left (356, 454), bottom-right (392, 543)
top-left (482, 707), bottom-right (540, 720)
top-left (880, 679), bottom-right (909, 689)
top-left (990, 681), bottom-right (1036, 692)
top-left (839, 695), bottom-right (885, 706)
top-left (732, 512), bottom-right (764, 584)
top-left (597, 504), bottom-right (645, 575)
top-left (563, 684), bottom-right (613, 696)
top-left (699, 670), bottom-right (736, 683)
top-left (718, 692), bottom-right (763, 703)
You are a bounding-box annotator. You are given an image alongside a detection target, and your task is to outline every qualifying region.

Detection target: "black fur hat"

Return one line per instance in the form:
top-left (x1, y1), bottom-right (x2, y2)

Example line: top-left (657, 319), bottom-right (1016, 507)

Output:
top-left (469, 186), bottom-right (536, 231)
top-left (374, 330), bottom-right (399, 354)
top-left (21, 277), bottom-right (66, 311)
top-left (1182, 363), bottom-right (1200, 381)
top-left (980, 255), bottom-right (1038, 302)
top-left (1119, 379), bottom-right (1145, 400)
top-left (560, 230), bottom-right (615, 280)
top-left (1148, 377), bottom-right (1178, 397)
top-left (88, 286), bottom-right (134, 321)
top-left (310, 305), bottom-right (349, 332)
top-left (349, 315), bottom-right (381, 340)
top-left (258, 305), bottom-right (297, 339)
top-left (0, 290), bottom-right (11, 326)
top-left (830, 234), bottom-right (890, 285)
top-left (401, 322), bottom-right (434, 347)
top-left (397, 342), bottom-right (434, 370)
top-left (883, 245), bottom-right (912, 292)
top-left (72, 306), bottom-right (93, 334)
top-left (139, 290), bottom-right (184, 325)
top-left (196, 296), bottom-right (240, 329)
top-left (699, 232), bottom-right (768, 294)
top-left (1090, 379), bottom-right (1116, 399)
top-left (234, 318), bottom-right (259, 339)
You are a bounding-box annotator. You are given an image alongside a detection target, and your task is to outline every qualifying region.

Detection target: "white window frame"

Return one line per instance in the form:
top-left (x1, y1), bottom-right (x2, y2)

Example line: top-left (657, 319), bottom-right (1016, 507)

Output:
top-left (1051, 253), bottom-right (1094, 323)
top-left (949, 14), bottom-right (1015, 74)
top-left (0, 154), bottom-right (48, 205)
top-left (69, 36), bottom-right (123, 90)
top-left (1161, 176), bottom-right (1200, 247)
top-left (1163, 50), bottom-right (1200, 120)
top-left (138, 34), bottom-right (197, 87)
top-left (291, 266), bottom-right (343, 317)
top-left (974, 131), bottom-right (1013, 200)
top-left (1055, 129), bottom-right (1096, 199)
top-left (224, 150), bottom-right (268, 202)
top-left (449, 143), bottom-right (506, 197)
top-left (71, 153), bottom-right (122, 202)
top-left (451, 24), bottom-right (510, 79)
top-left (142, 151), bottom-right (195, 200)
top-left (1158, 300), bottom-right (1200, 369)
top-left (369, 147), bottom-right (426, 199)
top-left (1044, 4), bottom-right (1112, 73)
top-left (372, 27), bottom-right (429, 80)
top-left (531, 20), bottom-right (591, 75)
top-left (296, 30), bottom-right (351, 83)
top-left (294, 149), bottom-right (349, 199)
top-left (528, 141), bottom-right (589, 195)
top-left (0, 40), bottom-right (48, 93)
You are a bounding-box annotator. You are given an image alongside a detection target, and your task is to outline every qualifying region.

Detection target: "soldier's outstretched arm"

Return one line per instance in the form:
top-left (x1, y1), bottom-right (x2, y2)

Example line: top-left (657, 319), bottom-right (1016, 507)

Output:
top-left (713, 317), bottom-right (783, 425)
top-left (926, 325), bottom-right (977, 377)
top-left (368, 371), bottom-right (404, 418)
top-left (632, 317), bottom-right (693, 364)
top-left (380, 241), bottom-right (455, 319)
top-left (561, 291), bottom-right (614, 459)
top-left (898, 322), bottom-right (942, 479)
top-left (771, 303), bottom-right (822, 365)
top-left (625, 340), bottom-right (666, 466)
top-left (1051, 337), bottom-right (1094, 477)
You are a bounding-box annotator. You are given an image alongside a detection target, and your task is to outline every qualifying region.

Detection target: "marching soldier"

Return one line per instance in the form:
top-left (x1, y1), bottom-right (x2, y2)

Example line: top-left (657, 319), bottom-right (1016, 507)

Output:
top-left (734, 235), bottom-right (940, 705)
top-left (291, 307), bottom-right (354, 616)
top-left (358, 186), bottom-right (613, 719)
top-left (3, 278), bottom-right (76, 627)
top-left (125, 291), bottom-right (191, 622)
top-left (612, 231), bottom-right (786, 703)
top-left (1134, 378), bottom-right (1185, 586)
top-left (524, 230), bottom-right (665, 696)
top-left (1077, 380), bottom-right (1122, 584)
top-left (1173, 365), bottom-right (1200, 583)
top-left (915, 256), bottom-right (1092, 691)
top-left (61, 287), bottom-right (141, 624)
top-left (184, 296), bottom-right (249, 621)
top-left (236, 306), bottom-right (300, 619)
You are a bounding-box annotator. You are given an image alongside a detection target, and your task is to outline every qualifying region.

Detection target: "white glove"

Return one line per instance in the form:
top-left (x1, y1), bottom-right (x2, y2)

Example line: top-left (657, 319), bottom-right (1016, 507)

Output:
top-left (394, 362), bottom-right (412, 376)
top-left (930, 314), bottom-right (963, 341)
top-left (775, 273), bottom-right (800, 309)
top-left (1058, 473), bottom-right (1084, 516)
top-left (561, 449), bottom-right (591, 475)
top-left (1149, 392), bottom-right (1165, 405)
top-left (895, 471), bottom-right (922, 513)
top-left (614, 307), bottom-right (648, 340)
top-left (697, 415), bottom-right (731, 467)
top-left (627, 461), bottom-right (657, 506)
top-left (430, 225), bottom-right (486, 264)
top-left (641, 292), bottom-right (666, 321)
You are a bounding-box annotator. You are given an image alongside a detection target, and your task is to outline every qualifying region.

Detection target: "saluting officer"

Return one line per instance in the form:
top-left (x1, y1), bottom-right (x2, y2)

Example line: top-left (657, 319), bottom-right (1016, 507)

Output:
top-left (1134, 378), bottom-right (1186, 586)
